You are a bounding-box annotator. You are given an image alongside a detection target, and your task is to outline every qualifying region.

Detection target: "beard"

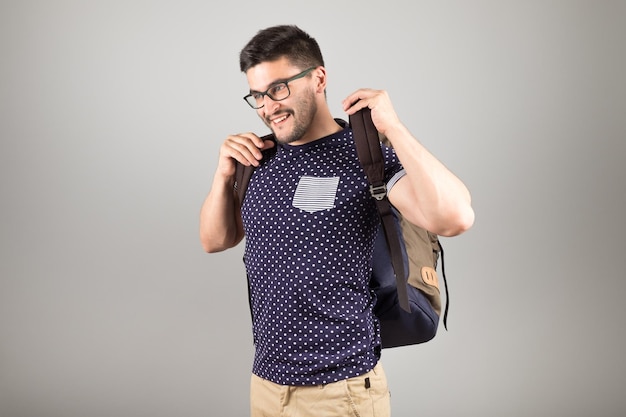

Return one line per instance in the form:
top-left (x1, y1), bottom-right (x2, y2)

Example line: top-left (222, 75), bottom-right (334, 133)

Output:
top-left (263, 90), bottom-right (317, 145)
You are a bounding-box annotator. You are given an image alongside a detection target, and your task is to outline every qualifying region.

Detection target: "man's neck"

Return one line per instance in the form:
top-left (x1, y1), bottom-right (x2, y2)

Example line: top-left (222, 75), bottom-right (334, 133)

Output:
top-left (290, 109), bottom-right (344, 146)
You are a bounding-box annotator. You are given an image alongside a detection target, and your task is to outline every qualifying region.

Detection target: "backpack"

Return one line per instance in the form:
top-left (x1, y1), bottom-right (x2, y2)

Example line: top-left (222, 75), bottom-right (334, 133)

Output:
top-left (234, 108), bottom-right (449, 349)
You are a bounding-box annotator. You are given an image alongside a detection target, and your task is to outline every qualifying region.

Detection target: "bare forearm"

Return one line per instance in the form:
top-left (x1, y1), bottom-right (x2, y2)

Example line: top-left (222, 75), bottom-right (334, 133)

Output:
top-left (199, 173), bottom-right (244, 253)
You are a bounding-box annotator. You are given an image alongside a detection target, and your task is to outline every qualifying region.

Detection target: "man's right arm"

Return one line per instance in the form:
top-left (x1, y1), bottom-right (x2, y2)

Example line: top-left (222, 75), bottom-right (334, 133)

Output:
top-left (199, 171), bottom-right (244, 253)
top-left (199, 133), bottom-right (275, 253)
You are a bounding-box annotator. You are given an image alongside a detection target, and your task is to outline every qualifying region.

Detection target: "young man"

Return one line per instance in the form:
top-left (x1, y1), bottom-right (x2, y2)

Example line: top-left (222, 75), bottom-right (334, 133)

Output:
top-left (200, 25), bottom-right (474, 417)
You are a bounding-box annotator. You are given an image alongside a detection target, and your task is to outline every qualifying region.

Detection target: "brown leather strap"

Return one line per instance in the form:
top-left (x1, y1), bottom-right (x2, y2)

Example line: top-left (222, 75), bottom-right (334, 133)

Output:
top-left (234, 160), bottom-right (251, 204)
top-left (350, 108), bottom-right (410, 312)
top-left (234, 134), bottom-right (277, 204)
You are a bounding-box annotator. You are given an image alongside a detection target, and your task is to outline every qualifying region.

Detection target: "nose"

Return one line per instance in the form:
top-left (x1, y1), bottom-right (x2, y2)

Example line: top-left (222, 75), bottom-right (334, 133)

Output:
top-left (261, 94), bottom-right (280, 114)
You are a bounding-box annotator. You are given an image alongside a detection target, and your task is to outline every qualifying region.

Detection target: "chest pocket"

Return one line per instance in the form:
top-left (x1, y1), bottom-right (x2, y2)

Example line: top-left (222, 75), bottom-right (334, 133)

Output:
top-left (292, 176), bottom-right (340, 213)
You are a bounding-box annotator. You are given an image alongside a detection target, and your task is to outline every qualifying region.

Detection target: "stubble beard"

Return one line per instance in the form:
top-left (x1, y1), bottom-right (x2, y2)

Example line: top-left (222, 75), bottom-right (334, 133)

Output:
top-left (265, 93), bottom-right (317, 145)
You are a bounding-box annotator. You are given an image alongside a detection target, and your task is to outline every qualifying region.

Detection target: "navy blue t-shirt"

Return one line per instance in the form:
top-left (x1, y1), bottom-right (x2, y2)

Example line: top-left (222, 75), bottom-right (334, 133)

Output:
top-left (241, 125), bottom-right (405, 385)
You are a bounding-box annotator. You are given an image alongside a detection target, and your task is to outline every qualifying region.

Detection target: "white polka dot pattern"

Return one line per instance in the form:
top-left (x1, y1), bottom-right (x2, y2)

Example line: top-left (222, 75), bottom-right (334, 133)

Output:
top-left (241, 127), bottom-right (404, 385)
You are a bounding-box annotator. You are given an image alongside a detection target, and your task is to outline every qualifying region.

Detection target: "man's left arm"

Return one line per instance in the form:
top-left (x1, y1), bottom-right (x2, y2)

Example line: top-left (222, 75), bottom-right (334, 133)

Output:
top-left (343, 89), bottom-right (475, 237)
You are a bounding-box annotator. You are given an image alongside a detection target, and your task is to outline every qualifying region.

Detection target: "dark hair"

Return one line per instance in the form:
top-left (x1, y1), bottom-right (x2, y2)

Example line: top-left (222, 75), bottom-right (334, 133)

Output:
top-left (239, 25), bottom-right (325, 73)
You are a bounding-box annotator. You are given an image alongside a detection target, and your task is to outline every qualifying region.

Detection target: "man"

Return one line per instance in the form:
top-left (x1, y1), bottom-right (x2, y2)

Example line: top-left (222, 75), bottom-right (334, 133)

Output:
top-left (200, 25), bottom-right (474, 417)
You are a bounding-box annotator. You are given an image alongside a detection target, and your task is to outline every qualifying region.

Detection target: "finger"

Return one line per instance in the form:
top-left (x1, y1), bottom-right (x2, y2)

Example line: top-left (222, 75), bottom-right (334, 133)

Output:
top-left (342, 88), bottom-right (377, 113)
top-left (237, 132), bottom-right (265, 149)
top-left (224, 134), bottom-right (265, 166)
top-left (260, 139), bottom-right (276, 151)
top-left (342, 89), bottom-right (365, 111)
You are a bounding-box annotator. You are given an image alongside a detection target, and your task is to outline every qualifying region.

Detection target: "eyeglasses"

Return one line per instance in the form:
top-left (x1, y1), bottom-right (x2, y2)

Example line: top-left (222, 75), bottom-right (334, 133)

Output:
top-left (243, 67), bottom-right (316, 109)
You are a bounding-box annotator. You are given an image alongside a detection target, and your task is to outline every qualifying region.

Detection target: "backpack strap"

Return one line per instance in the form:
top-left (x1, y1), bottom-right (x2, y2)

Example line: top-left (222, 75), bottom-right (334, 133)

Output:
top-left (440, 242), bottom-right (449, 329)
top-left (350, 108), bottom-right (411, 313)
top-left (234, 134), bottom-right (277, 204)
top-left (233, 134), bottom-right (277, 326)
top-left (234, 159), bottom-right (253, 204)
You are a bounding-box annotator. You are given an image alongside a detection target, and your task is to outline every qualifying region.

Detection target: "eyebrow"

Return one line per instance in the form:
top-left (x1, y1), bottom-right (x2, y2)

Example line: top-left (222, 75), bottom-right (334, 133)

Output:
top-left (249, 76), bottom-right (291, 94)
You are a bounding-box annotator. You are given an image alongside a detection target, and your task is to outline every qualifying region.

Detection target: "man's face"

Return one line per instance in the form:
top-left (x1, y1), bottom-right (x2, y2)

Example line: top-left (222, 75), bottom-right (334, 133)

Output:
top-left (245, 57), bottom-right (317, 145)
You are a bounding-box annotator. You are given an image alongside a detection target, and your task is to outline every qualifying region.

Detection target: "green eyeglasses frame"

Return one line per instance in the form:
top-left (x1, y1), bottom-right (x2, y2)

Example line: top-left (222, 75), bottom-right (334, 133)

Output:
top-left (243, 67), bottom-right (316, 109)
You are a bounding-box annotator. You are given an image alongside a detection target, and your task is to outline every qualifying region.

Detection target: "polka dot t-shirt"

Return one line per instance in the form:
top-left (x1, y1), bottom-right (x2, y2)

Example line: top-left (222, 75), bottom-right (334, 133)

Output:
top-left (241, 125), bottom-right (405, 386)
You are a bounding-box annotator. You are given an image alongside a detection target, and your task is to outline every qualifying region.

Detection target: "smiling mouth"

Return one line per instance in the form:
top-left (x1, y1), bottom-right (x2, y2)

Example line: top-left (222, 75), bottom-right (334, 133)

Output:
top-left (271, 114), bottom-right (289, 125)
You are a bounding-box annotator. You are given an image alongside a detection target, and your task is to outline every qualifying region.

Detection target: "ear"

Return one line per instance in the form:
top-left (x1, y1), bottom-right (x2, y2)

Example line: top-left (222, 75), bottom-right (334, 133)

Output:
top-left (313, 66), bottom-right (328, 94)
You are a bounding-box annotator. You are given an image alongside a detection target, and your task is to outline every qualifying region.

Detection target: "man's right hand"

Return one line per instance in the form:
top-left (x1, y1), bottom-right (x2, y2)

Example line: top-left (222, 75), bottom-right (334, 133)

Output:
top-left (216, 133), bottom-right (276, 178)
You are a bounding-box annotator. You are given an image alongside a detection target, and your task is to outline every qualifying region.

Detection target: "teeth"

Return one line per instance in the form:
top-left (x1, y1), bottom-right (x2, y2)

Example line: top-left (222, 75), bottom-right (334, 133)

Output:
top-left (273, 115), bottom-right (288, 124)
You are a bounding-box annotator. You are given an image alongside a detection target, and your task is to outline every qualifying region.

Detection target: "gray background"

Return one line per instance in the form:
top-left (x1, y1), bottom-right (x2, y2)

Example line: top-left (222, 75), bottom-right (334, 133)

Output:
top-left (1, 1), bottom-right (625, 416)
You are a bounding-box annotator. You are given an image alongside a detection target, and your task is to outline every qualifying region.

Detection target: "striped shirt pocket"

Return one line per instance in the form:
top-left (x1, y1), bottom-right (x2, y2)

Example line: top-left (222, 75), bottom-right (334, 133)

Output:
top-left (292, 176), bottom-right (340, 213)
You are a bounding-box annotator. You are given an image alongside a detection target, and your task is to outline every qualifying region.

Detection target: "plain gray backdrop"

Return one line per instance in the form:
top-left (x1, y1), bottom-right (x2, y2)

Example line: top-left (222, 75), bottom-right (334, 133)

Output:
top-left (1, 1), bottom-right (625, 416)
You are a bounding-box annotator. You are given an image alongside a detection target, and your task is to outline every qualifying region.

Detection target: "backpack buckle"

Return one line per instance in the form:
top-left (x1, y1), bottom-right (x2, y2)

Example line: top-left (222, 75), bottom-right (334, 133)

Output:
top-left (369, 184), bottom-right (387, 201)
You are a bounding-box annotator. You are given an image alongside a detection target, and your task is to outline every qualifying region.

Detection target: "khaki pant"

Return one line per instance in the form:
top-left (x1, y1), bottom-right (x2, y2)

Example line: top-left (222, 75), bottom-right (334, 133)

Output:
top-left (250, 362), bottom-right (391, 417)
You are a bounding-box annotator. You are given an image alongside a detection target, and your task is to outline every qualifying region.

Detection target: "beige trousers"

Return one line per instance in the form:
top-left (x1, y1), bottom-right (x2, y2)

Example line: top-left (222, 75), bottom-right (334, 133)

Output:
top-left (250, 362), bottom-right (391, 417)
